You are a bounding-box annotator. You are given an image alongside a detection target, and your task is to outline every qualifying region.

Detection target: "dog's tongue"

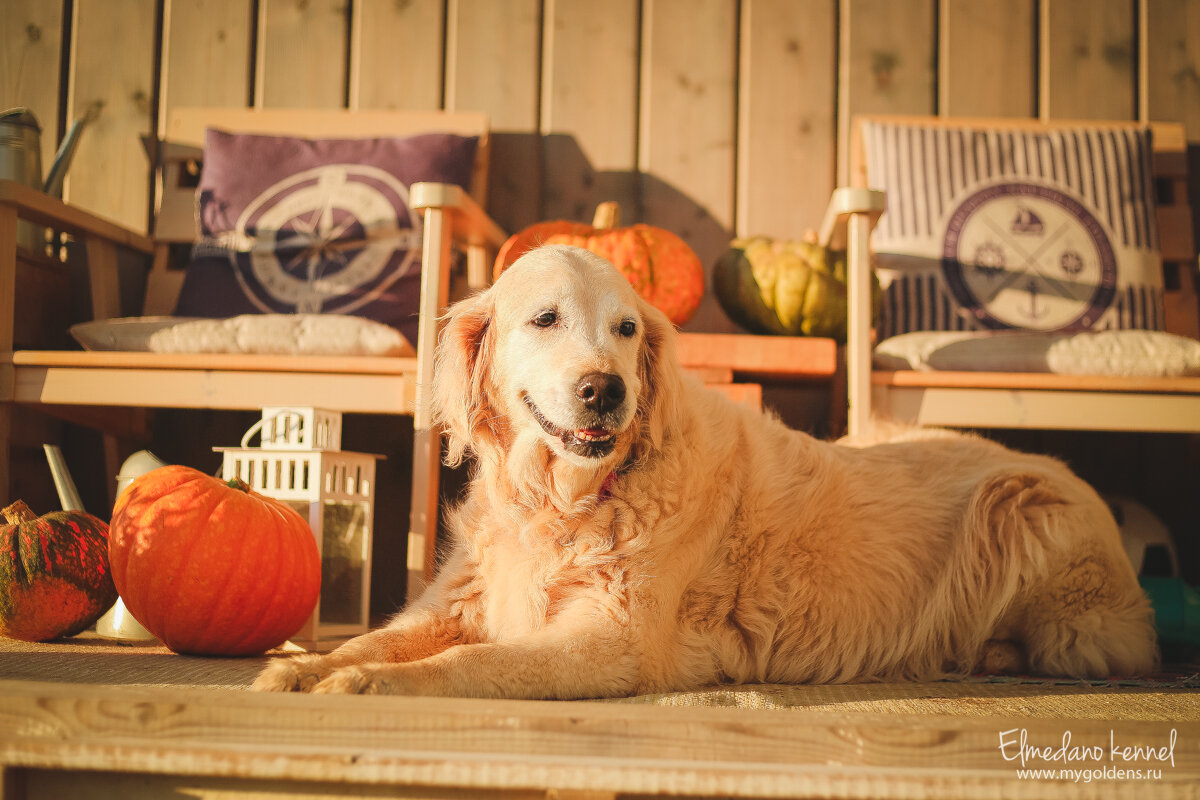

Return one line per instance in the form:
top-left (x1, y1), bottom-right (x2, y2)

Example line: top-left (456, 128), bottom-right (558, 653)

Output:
top-left (577, 427), bottom-right (609, 436)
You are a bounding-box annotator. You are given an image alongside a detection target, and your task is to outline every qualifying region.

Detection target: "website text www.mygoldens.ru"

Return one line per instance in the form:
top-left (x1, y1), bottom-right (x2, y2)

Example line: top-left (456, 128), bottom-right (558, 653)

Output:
top-left (998, 727), bottom-right (1178, 784)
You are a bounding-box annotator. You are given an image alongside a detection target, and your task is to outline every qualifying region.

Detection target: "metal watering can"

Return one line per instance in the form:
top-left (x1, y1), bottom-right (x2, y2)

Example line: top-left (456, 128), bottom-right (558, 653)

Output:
top-left (0, 107), bottom-right (89, 250)
top-left (0, 107), bottom-right (87, 196)
top-left (44, 445), bottom-right (160, 641)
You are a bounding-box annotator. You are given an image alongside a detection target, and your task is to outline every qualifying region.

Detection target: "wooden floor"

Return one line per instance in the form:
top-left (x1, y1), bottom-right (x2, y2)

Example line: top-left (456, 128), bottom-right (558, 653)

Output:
top-left (1, 636), bottom-right (1198, 799)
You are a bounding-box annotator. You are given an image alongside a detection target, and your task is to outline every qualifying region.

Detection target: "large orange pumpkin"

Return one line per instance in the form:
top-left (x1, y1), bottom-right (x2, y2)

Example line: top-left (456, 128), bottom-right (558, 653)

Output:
top-left (494, 202), bottom-right (705, 325)
top-left (108, 466), bottom-right (320, 656)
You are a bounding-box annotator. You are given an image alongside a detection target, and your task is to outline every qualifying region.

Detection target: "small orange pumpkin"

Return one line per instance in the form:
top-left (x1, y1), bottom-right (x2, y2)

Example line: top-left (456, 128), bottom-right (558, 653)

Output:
top-left (494, 202), bottom-right (705, 325)
top-left (0, 501), bottom-right (117, 642)
top-left (108, 466), bottom-right (320, 656)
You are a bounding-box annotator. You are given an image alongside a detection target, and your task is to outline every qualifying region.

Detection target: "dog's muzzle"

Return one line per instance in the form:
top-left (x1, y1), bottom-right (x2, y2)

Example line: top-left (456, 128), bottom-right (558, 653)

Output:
top-left (522, 372), bottom-right (628, 459)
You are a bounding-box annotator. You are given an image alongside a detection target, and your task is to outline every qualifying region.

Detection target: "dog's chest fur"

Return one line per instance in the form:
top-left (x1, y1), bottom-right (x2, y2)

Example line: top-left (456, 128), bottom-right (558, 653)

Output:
top-left (466, 500), bottom-right (632, 641)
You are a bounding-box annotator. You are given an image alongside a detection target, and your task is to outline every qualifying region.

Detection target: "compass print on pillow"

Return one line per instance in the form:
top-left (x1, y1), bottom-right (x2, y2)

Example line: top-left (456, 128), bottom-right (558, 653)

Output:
top-left (859, 119), bottom-right (1164, 339)
top-left (941, 182), bottom-right (1117, 331)
top-left (232, 164), bottom-right (423, 315)
top-left (176, 129), bottom-right (479, 346)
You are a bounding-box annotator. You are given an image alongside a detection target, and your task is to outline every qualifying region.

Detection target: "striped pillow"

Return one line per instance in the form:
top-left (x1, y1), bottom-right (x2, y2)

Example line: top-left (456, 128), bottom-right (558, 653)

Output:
top-left (860, 119), bottom-right (1163, 338)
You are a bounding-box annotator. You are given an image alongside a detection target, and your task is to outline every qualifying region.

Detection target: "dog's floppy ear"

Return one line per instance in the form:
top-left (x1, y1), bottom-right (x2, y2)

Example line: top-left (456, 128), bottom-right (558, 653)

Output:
top-left (432, 288), bottom-right (498, 467)
top-left (635, 296), bottom-right (684, 454)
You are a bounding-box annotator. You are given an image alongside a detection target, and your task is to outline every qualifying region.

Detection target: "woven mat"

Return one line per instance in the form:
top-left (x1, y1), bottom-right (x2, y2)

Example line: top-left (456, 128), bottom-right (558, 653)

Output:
top-left (2, 634), bottom-right (1198, 721)
top-left (0, 634), bottom-right (277, 691)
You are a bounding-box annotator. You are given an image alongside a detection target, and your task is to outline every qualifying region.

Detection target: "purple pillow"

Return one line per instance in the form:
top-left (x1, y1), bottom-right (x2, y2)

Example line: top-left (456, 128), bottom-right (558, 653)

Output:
top-left (175, 129), bottom-right (479, 346)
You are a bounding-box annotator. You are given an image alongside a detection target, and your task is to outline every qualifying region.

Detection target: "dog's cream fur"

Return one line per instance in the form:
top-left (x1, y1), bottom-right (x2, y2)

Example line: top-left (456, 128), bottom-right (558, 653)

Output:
top-left (254, 245), bottom-right (1157, 698)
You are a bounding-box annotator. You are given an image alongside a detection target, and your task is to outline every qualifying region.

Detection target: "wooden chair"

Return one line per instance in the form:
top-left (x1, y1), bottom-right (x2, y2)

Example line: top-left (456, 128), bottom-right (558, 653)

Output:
top-left (0, 108), bottom-right (508, 602)
top-left (838, 117), bottom-right (1200, 437)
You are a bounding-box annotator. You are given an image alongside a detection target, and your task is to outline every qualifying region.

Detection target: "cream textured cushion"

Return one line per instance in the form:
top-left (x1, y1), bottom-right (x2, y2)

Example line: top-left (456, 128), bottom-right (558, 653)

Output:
top-left (874, 330), bottom-right (1200, 377)
top-left (71, 315), bottom-right (412, 357)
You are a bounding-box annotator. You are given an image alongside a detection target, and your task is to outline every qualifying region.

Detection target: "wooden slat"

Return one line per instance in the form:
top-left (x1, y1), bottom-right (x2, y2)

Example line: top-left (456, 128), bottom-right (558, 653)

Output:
top-left (158, 0), bottom-right (254, 135)
top-left (82, 237), bottom-right (121, 321)
top-left (0, 0), bottom-right (63, 171)
top-left (12, 351), bottom-right (418, 374)
top-left (736, 0), bottom-right (836, 238)
top-left (540, 0), bottom-right (640, 221)
top-left (1039, 0), bottom-right (1137, 121)
top-left (874, 384), bottom-right (1200, 433)
top-left (64, 0), bottom-right (156, 234)
top-left (349, 0), bottom-right (445, 111)
top-left (1140, 0), bottom-right (1200, 139)
top-left (10, 364), bottom-right (417, 413)
top-left (639, 0), bottom-right (739, 334)
top-left (675, 332), bottom-right (837, 379)
top-left (836, 0), bottom-right (936, 187)
top-left (166, 108), bottom-right (489, 146)
top-left (445, 0), bottom-right (541, 232)
top-left (255, 0), bottom-right (349, 109)
top-left (874, 369), bottom-right (1200, 394)
top-left (939, 0), bottom-right (1036, 118)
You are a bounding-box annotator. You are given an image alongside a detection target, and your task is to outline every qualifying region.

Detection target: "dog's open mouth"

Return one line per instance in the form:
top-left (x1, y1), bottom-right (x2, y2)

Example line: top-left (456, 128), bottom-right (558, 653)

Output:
top-left (522, 394), bottom-right (617, 458)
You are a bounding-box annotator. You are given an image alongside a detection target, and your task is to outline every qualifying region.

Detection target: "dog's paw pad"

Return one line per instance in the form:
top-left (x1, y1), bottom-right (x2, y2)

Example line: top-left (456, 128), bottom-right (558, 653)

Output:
top-left (311, 666), bottom-right (374, 695)
top-left (251, 655), bottom-right (331, 692)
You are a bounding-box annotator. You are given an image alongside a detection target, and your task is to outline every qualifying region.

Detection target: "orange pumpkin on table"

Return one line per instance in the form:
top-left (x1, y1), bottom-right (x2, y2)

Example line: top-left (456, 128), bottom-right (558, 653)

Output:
top-left (494, 202), bottom-right (705, 326)
top-left (108, 465), bottom-right (320, 656)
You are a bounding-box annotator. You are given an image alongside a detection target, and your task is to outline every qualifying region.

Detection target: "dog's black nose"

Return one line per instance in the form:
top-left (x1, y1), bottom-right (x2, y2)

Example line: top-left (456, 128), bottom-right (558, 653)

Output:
top-left (575, 372), bottom-right (626, 414)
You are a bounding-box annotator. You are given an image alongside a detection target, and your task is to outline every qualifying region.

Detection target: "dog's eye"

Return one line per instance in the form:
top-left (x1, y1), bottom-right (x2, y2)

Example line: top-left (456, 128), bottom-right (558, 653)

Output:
top-left (618, 319), bottom-right (637, 337)
top-left (531, 310), bottom-right (558, 328)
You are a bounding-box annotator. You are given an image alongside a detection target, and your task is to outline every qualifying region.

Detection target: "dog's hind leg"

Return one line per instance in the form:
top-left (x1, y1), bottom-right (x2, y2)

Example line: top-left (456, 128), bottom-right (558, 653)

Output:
top-left (1019, 551), bottom-right (1158, 678)
top-left (953, 470), bottom-right (1156, 679)
top-left (974, 472), bottom-right (1157, 679)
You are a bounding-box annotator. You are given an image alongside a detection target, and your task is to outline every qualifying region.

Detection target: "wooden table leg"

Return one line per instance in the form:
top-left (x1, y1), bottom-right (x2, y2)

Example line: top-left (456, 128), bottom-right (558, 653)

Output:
top-left (0, 206), bottom-right (18, 502)
top-left (83, 233), bottom-right (126, 506)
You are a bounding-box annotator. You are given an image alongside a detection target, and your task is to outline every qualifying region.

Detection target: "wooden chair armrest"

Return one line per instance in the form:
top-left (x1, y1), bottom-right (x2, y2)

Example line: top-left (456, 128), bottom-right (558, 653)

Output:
top-left (410, 182), bottom-right (507, 250)
top-left (0, 179), bottom-right (153, 322)
top-left (0, 179), bottom-right (153, 254)
top-left (816, 187), bottom-right (885, 251)
top-left (818, 187), bottom-right (886, 438)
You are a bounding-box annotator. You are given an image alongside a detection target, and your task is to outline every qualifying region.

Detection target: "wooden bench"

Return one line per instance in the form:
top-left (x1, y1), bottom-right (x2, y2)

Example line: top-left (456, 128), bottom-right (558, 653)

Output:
top-left (839, 118), bottom-right (1200, 436)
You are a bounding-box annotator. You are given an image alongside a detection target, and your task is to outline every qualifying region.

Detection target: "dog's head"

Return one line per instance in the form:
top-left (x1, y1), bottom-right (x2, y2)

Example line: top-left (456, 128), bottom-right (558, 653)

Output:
top-left (433, 245), bottom-right (681, 481)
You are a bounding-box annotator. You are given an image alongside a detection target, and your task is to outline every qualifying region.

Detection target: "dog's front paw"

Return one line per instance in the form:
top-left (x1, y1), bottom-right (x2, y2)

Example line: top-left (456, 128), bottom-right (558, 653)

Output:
top-left (251, 654), bottom-right (336, 692)
top-left (311, 664), bottom-right (416, 695)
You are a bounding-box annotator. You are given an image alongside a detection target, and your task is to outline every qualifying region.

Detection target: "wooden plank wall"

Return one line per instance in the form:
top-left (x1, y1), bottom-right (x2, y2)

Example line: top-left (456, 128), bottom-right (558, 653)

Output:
top-left (2, 0), bottom-right (1199, 334)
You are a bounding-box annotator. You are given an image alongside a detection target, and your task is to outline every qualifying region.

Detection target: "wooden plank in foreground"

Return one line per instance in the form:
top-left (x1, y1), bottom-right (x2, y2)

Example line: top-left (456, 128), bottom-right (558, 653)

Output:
top-left (1, 680), bottom-right (1196, 799)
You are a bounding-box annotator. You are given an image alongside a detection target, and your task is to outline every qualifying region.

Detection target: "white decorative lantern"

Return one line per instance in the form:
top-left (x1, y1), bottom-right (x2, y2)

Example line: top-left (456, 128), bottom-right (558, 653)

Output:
top-left (216, 408), bottom-right (380, 642)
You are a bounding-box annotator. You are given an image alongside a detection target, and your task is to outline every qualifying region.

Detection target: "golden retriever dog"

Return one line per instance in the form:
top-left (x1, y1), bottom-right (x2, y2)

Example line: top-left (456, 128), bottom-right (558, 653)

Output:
top-left (254, 244), bottom-right (1157, 698)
